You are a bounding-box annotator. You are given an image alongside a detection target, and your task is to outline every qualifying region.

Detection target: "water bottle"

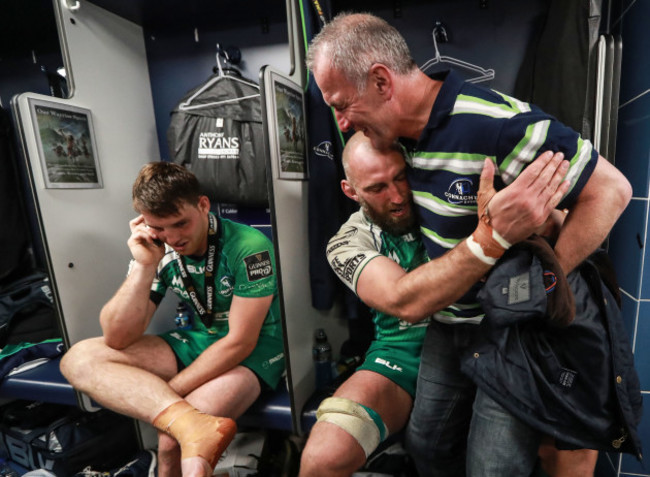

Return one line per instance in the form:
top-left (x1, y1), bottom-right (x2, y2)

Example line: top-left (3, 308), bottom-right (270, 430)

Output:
top-left (175, 302), bottom-right (192, 330)
top-left (313, 328), bottom-right (333, 389)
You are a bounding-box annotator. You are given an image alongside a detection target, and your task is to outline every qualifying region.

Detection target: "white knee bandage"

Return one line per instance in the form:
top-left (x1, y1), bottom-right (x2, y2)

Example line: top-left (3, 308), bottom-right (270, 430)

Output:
top-left (316, 397), bottom-right (388, 457)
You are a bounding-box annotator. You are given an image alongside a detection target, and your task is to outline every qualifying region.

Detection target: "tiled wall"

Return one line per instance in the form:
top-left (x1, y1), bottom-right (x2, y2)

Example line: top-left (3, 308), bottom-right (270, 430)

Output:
top-left (605, 1), bottom-right (650, 475)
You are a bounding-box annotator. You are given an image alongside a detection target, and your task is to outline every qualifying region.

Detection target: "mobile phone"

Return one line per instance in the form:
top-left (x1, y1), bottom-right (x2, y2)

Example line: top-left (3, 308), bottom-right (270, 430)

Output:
top-left (152, 238), bottom-right (163, 247)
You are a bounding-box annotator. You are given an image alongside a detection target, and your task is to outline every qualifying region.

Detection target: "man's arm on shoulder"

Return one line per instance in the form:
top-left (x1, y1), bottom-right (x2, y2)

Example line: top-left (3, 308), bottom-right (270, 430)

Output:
top-left (168, 294), bottom-right (272, 398)
top-left (553, 156), bottom-right (632, 274)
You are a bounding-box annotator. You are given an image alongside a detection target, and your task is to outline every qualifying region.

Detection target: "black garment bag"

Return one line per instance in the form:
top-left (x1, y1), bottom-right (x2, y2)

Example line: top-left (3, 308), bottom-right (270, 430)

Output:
top-left (167, 71), bottom-right (268, 207)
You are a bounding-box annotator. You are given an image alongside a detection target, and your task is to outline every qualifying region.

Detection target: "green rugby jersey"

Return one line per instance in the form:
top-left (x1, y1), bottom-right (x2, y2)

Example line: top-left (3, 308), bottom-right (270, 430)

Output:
top-left (327, 210), bottom-right (430, 342)
top-left (149, 214), bottom-right (282, 339)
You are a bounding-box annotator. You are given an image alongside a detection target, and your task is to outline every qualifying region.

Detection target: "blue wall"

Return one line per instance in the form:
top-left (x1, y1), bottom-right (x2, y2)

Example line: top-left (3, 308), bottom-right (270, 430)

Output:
top-left (603, 1), bottom-right (650, 475)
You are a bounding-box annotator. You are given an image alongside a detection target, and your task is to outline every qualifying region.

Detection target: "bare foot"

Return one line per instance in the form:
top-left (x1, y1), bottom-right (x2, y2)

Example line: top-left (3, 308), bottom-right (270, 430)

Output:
top-left (180, 456), bottom-right (213, 477)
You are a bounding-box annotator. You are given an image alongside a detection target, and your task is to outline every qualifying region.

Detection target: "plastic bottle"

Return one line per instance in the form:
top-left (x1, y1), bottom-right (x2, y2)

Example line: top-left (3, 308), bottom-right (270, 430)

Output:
top-left (312, 328), bottom-right (333, 390)
top-left (174, 303), bottom-right (192, 330)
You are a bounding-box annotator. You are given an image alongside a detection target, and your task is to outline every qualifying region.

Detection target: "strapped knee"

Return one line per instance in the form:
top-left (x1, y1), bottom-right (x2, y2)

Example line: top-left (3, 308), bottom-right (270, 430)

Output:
top-left (316, 397), bottom-right (388, 457)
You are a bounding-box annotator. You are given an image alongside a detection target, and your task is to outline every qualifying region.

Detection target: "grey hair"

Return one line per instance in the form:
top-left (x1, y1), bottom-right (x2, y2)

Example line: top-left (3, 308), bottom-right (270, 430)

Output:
top-left (306, 12), bottom-right (417, 93)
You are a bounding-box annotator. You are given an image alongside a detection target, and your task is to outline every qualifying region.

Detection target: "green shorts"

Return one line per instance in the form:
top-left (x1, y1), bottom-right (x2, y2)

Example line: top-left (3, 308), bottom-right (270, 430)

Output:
top-left (160, 328), bottom-right (286, 390)
top-left (356, 339), bottom-right (423, 397)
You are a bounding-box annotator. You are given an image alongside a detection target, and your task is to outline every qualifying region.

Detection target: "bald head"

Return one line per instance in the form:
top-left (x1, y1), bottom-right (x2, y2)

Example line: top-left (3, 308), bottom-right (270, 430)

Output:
top-left (340, 132), bottom-right (415, 235)
top-left (342, 132), bottom-right (403, 187)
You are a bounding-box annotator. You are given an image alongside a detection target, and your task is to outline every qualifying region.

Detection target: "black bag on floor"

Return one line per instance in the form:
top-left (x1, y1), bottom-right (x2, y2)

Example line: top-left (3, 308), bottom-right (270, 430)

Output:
top-left (0, 401), bottom-right (140, 476)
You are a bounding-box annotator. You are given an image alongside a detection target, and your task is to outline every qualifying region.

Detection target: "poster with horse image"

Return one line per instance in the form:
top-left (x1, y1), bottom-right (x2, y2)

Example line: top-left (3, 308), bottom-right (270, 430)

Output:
top-left (29, 99), bottom-right (102, 189)
top-left (264, 69), bottom-right (308, 180)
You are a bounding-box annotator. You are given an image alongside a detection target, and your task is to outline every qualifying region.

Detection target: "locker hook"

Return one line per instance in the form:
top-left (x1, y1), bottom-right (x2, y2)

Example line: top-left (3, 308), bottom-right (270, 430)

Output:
top-left (433, 21), bottom-right (449, 44)
top-left (62, 0), bottom-right (81, 11)
top-left (215, 43), bottom-right (225, 76)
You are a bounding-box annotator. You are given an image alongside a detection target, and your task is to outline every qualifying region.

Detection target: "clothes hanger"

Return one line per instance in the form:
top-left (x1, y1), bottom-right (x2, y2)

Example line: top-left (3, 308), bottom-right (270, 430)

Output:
top-left (178, 44), bottom-right (260, 111)
top-left (420, 22), bottom-right (495, 85)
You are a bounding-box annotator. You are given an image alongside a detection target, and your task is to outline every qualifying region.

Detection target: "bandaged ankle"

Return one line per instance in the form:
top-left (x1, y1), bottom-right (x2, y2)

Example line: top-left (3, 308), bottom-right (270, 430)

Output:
top-left (467, 217), bottom-right (512, 265)
top-left (153, 400), bottom-right (237, 467)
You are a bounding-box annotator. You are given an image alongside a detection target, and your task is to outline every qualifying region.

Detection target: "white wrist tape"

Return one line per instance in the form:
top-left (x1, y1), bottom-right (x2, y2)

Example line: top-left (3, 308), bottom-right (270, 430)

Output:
top-left (492, 229), bottom-right (512, 249)
top-left (468, 220), bottom-right (512, 265)
top-left (467, 235), bottom-right (498, 265)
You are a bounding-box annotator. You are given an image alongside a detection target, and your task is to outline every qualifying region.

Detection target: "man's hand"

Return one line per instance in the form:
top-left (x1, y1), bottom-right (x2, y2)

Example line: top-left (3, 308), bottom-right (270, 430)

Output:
top-left (128, 215), bottom-right (165, 266)
top-left (481, 151), bottom-right (570, 245)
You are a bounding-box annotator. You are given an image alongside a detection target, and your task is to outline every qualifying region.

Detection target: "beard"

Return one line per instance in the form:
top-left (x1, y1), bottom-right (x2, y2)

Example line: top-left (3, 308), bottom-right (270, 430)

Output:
top-left (359, 197), bottom-right (419, 237)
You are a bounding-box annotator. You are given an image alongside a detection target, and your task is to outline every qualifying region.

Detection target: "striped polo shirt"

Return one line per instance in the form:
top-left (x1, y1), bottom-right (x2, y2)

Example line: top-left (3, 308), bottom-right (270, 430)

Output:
top-left (403, 70), bottom-right (598, 324)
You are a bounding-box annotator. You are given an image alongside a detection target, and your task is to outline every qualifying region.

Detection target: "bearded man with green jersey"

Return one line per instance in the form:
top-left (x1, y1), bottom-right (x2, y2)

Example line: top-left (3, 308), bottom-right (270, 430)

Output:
top-left (299, 132), bottom-right (570, 477)
top-left (61, 162), bottom-right (284, 477)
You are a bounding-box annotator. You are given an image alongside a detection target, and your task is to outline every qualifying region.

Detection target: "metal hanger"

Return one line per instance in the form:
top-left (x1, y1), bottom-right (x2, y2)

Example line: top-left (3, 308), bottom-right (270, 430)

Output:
top-left (420, 22), bottom-right (495, 84)
top-left (179, 44), bottom-right (260, 111)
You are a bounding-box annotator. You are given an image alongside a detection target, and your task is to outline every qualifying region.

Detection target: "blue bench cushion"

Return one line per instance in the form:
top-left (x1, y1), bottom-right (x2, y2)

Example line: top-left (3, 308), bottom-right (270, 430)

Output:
top-left (0, 355), bottom-right (295, 432)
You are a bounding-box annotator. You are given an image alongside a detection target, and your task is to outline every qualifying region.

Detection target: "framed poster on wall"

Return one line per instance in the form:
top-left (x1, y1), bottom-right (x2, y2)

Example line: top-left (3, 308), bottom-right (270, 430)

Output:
top-left (28, 98), bottom-right (103, 189)
top-left (261, 67), bottom-right (308, 180)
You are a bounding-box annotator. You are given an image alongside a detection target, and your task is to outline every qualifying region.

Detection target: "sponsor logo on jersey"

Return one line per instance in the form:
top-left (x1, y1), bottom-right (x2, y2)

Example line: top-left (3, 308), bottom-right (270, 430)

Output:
top-left (331, 253), bottom-right (366, 284)
top-left (313, 140), bottom-right (334, 160)
top-left (170, 287), bottom-right (191, 300)
top-left (171, 275), bottom-right (184, 288)
top-left (326, 239), bottom-right (349, 255)
top-left (444, 178), bottom-right (477, 205)
top-left (212, 311), bottom-right (229, 322)
top-left (262, 352), bottom-right (285, 369)
top-left (341, 227), bottom-right (359, 238)
top-left (402, 233), bottom-right (417, 242)
top-left (374, 357), bottom-right (403, 373)
top-left (169, 332), bottom-right (189, 343)
top-left (219, 275), bottom-right (234, 296)
top-left (186, 264), bottom-right (205, 274)
top-left (244, 251), bottom-right (273, 281)
top-left (398, 316), bottom-right (431, 330)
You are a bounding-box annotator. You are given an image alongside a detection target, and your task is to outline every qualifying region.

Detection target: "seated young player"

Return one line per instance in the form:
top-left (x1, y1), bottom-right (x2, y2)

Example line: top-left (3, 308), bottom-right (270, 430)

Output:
top-left (61, 162), bottom-right (285, 477)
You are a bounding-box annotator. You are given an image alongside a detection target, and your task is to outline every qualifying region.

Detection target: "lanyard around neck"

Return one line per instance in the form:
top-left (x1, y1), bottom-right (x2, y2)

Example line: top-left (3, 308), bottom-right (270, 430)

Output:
top-left (174, 213), bottom-right (221, 327)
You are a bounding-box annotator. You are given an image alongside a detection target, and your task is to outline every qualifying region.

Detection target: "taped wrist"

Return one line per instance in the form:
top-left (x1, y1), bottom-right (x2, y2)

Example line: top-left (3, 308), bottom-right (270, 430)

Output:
top-left (467, 213), bottom-right (512, 265)
top-left (153, 400), bottom-right (237, 468)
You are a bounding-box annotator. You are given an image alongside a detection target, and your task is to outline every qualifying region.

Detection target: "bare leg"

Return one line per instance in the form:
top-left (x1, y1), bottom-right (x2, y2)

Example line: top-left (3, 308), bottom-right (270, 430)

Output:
top-left (60, 336), bottom-right (237, 477)
top-left (60, 336), bottom-right (183, 420)
top-left (157, 366), bottom-right (261, 477)
top-left (299, 370), bottom-right (413, 477)
top-left (158, 432), bottom-right (182, 477)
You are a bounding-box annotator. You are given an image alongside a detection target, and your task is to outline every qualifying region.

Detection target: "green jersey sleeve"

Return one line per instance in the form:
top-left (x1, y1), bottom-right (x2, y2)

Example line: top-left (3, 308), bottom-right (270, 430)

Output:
top-left (221, 219), bottom-right (277, 299)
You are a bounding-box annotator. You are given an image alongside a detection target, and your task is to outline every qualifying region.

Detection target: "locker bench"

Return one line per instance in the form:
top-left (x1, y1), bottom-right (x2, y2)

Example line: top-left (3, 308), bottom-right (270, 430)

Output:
top-left (0, 355), bottom-right (295, 432)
